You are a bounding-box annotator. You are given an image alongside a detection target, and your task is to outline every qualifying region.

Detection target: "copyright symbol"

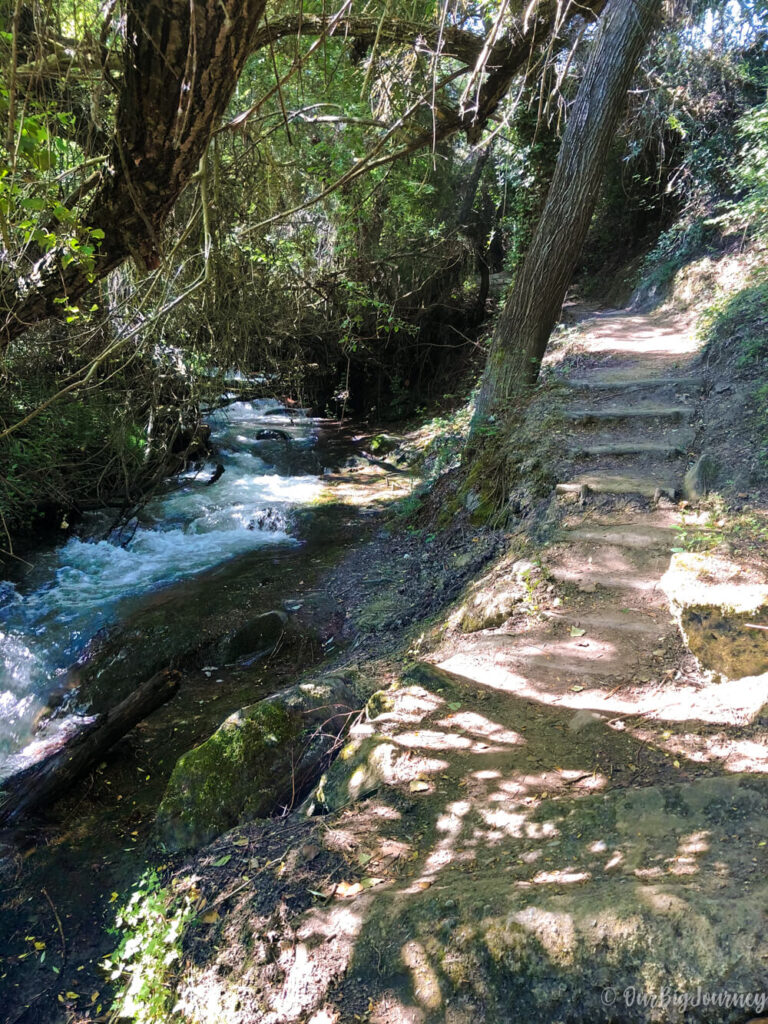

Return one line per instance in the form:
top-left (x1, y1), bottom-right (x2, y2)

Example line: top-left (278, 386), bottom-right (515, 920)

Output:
top-left (601, 987), bottom-right (617, 1006)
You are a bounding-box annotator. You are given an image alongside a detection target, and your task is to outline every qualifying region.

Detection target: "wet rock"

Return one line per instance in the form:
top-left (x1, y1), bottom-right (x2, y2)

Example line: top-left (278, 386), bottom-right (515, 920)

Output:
top-left (247, 507), bottom-right (288, 532)
top-left (155, 677), bottom-right (357, 852)
top-left (214, 609), bottom-right (288, 663)
top-left (255, 428), bottom-right (290, 441)
top-left (683, 454), bottom-right (719, 501)
top-left (264, 407), bottom-right (307, 418)
top-left (205, 463), bottom-right (225, 486)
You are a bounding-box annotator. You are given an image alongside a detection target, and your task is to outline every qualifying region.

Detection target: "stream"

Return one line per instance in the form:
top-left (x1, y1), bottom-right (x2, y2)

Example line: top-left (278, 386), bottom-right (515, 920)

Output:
top-left (0, 398), bottom-right (345, 777)
top-left (0, 395), bottom-right (396, 1024)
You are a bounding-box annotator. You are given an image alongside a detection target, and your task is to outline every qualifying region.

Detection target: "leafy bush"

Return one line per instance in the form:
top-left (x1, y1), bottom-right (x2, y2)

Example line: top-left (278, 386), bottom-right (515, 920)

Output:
top-left (699, 278), bottom-right (768, 365)
top-left (103, 870), bottom-right (196, 1024)
top-left (634, 218), bottom-right (716, 294)
top-left (726, 102), bottom-right (768, 236)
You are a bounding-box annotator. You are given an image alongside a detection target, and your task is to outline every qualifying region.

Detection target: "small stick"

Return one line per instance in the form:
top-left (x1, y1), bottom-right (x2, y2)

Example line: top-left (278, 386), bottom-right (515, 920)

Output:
top-left (41, 887), bottom-right (66, 962)
top-left (745, 623), bottom-right (768, 631)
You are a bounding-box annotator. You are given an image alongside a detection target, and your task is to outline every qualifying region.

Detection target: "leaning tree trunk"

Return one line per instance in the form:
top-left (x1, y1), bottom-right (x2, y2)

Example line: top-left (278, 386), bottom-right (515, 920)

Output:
top-left (470, 0), bottom-right (662, 435)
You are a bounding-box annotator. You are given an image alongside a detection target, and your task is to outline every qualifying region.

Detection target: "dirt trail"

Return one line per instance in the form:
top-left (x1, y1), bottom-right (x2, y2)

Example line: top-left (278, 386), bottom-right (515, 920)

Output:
top-left (163, 309), bottom-right (768, 1024)
top-left (438, 309), bottom-right (768, 764)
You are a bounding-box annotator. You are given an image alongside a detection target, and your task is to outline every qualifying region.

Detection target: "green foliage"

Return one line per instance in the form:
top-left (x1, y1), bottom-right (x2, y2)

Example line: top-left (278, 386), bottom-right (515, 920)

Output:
top-left (103, 870), bottom-right (196, 1024)
top-left (725, 101), bottom-right (768, 235)
top-left (699, 275), bottom-right (768, 468)
top-left (634, 217), bottom-right (716, 293)
top-left (0, 311), bottom-right (203, 549)
top-left (699, 277), bottom-right (768, 364)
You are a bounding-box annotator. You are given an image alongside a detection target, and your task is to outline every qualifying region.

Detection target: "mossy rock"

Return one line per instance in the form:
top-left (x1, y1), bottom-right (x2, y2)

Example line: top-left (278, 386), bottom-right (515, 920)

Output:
top-left (304, 689), bottom-right (401, 813)
top-left (156, 678), bottom-right (356, 852)
top-left (307, 736), bottom-right (399, 814)
top-left (663, 552), bottom-right (768, 678)
top-left (681, 603), bottom-right (768, 678)
top-left (370, 434), bottom-right (401, 455)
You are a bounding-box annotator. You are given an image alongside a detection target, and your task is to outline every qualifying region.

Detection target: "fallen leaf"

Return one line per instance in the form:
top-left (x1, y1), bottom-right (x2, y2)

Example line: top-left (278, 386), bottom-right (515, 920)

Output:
top-left (409, 780), bottom-right (430, 793)
top-left (212, 854), bottom-right (231, 867)
top-left (570, 626), bottom-right (586, 637)
top-left (336, 881), bottom-right (362, 898)
top-left (570, 685), bottom-right (584, 692)
top-left (232, 838), bottom-right (249, 848)
top-left (202, 910), bottom-right (220, 924)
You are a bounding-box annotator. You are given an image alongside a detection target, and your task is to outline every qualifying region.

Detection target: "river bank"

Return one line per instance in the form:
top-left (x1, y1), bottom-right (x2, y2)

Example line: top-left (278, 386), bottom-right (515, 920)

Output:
top-left (72, 305), bottom-right (768, 1024)
top-left (0, 404), bottom-right (419, 1024)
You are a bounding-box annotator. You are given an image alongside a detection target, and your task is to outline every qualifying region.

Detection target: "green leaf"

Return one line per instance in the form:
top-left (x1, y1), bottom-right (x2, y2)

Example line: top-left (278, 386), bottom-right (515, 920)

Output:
top-left (570, 626), bottom-right (586, 637)
top-left (212, 854), bottom-right (231, 867)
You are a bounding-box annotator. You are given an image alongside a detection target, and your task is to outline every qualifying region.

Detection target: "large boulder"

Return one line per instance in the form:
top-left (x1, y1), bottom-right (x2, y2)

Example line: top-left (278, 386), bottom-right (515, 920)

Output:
top-left (662, 552), bottom-right (768, 678)
top-left (155, 676), bottom-right (357, 852)
top-left (213, 609), bottom-right (288, 663)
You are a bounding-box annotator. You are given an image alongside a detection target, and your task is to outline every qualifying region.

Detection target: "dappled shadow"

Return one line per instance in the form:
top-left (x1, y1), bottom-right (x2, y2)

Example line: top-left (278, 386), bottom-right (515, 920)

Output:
top-left (167, 660), bottom-right (768, 1023)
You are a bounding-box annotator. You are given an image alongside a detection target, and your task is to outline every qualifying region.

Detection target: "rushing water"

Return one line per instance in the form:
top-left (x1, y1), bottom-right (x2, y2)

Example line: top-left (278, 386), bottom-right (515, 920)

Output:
top-left (0, 399), bottom-right (327, 767)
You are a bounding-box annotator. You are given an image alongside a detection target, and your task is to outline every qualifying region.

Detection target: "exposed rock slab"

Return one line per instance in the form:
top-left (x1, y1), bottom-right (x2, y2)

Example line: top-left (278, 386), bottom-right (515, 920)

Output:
top-left (173, 663), bottom-right (768, 1024)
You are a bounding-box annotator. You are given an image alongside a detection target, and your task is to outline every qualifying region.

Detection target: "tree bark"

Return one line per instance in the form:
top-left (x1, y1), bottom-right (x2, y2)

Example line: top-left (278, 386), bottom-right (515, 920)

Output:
top-left (1, 0), bottom-right (268, 344)
top-left (470, 0), bottom-right (662, 434)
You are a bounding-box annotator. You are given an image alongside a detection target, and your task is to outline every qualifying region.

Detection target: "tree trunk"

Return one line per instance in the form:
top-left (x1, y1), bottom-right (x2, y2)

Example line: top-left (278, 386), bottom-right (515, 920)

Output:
top-left (0, 669), bottom-right (180, 825)
top-left (1, 0), bottom-right (267, 345)
top-left (470, 0), bottom-right (662, 434)
top-left (0, 1), bottom-right (610, 349)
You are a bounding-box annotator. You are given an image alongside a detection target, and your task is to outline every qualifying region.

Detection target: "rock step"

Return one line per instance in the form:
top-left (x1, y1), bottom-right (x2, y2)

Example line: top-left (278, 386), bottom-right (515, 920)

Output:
top-left (547, 562), bottom-right (668, 595)
top-left (568, 441), bottom-right (684, 458)
top-left (567, 375), bottom-right (703, 391)
top-left (555, 472), bottom-right (677, 499)
top-left (555, 525), bottom-right (679, 549)
top-left (563, 405), bottom-right (693, 424)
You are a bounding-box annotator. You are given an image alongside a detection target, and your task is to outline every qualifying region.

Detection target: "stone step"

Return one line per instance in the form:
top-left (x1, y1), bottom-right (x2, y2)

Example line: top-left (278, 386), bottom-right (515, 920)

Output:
top-left (568, 375), bottom-right (703, 392)
top-left (564, 405), bottom-right (693, 425)
top-left (555, 472), bottom-right (677, 499)
top-left (555, 525), bottom-right (679, 549)
top-left (568, 440), bottom-right (685, 458)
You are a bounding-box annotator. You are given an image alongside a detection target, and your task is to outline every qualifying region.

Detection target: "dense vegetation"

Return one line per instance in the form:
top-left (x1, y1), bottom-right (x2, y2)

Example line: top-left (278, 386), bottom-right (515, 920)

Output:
top-left (0, 0), bottom-right (766, 551)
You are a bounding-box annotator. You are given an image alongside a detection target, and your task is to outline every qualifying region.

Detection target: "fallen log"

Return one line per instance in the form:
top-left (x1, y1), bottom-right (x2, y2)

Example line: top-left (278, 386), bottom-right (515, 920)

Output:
top-left (0, 669), bottom-right (181, 826)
